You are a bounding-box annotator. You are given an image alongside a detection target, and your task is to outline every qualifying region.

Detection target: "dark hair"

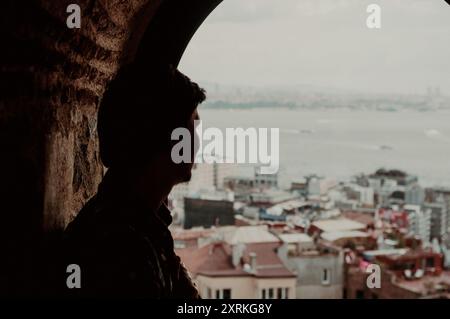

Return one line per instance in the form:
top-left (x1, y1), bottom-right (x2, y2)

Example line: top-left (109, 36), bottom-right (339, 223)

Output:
top-left (98, 63), bottom-right (206, 168)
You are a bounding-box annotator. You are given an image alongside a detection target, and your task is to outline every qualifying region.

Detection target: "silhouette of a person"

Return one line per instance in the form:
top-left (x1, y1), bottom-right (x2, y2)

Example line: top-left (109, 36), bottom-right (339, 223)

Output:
top-left (62, 63), bottom-right (205, 298)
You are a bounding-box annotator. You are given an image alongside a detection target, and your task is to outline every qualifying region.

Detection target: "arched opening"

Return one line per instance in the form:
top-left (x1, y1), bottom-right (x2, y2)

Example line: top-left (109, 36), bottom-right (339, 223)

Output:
top-left (0, 0), bottom-right (222, 296)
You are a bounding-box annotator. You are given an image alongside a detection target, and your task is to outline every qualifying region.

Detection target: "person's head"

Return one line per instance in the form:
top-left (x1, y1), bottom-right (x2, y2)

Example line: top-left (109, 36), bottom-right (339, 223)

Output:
top-left (98, 63), bottom-right (205, 192)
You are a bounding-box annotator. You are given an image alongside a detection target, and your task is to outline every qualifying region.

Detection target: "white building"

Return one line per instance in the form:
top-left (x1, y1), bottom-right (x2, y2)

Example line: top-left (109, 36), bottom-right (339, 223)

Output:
top-left (308, 177), bottom-right (337, 197)
top-left (405, 184), bottom-right (425, 206)
top-left (425, 202), bottom-right (448, 241)
top-left (170, 163), bottom-right (215, 210)
top-left (405, 205), bottom-right (431, 244)
top-left (170, 161), bottom-right (239, 211)
top-left (254, 168), bottom-right (278, 189)
top-left (346, 183), bottom-right (374, 207)
top-left (277, 241), bottom-right (344, 299)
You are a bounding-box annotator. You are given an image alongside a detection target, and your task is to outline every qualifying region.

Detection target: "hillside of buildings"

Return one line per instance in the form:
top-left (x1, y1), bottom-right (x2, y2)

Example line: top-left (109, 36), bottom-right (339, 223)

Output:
top-left (169, 165), bottom-right (450, 299)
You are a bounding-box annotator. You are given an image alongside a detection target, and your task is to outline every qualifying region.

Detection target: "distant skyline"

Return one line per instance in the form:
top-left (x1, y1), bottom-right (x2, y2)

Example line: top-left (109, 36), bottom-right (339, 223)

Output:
top-left (180, 0), bottom-right (450, 95)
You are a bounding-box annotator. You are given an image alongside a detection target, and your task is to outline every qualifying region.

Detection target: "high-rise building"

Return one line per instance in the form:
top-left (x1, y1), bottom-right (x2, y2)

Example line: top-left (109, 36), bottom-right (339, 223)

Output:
top-left (405, 205), bottom-right (431, 244)
top-left (170, 163), bottom-right (215, 212)
top-left (170, 161), bottom-right (239, 210)
top-left (425, 202), bottom-right (448, 241)
top-left (405, 184), bottom-right (425, 206)
top-left (344, 184), bottom-right (375, 207)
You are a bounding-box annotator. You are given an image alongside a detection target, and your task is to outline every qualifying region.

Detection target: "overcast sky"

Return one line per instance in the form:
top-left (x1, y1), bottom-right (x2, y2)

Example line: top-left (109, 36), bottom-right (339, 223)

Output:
top-left (179, 0), bottom-right (450, 95)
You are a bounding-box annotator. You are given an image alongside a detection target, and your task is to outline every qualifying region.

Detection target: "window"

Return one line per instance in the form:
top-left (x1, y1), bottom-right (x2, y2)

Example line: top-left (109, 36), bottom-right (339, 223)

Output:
top-left (223, 289), bottom-right (231, 299)
top-left (322, 269), bottom-right (331, 285)
top-left (262, 288), bottom-right (287, 299)
top-left (216, 289), bottom-right (232, 299)
top-left (274, 288), bottom-right (289, 299)
top-left (207, 288), bottom-right (212, 299)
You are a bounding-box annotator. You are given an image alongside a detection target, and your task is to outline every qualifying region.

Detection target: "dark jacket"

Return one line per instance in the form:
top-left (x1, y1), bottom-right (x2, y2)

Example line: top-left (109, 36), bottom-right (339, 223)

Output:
top-left (61, 174), bottom-right (200, 299)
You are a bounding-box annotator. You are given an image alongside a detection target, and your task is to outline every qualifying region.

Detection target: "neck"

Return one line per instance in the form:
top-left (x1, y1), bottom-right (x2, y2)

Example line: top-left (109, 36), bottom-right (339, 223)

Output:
top-left (100, 167), bottom-right (173, 213)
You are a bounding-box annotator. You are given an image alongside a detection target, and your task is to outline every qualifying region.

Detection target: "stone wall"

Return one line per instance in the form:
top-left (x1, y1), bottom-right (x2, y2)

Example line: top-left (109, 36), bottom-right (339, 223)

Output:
top-left (0, 0), bottom-right (162, 231)
top-left (0, 0), bottom-right (162, 295)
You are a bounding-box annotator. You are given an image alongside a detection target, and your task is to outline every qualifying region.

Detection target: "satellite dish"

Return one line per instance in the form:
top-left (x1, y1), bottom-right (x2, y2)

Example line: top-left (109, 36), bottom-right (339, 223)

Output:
top-left (404, 269), bottom-right (412, 279)
top-left (415, 269), bottom-right (424, 279)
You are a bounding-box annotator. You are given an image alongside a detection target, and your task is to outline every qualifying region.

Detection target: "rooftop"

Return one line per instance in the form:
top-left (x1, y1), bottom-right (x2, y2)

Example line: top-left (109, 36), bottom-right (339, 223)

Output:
top-left (342, 211), bottom-right (375, 226)
top-left (172, 228), bottom-right (215, 241)
top-left (266, 199), bottom-right (308, 216)
top-left (395, 271), bottom-right (450, 296)
top-left (311, 218), bottom-right (366, 232)
top-left (187, 189), bottom-right (233, 201)
top-left (363, 248), bottom-right (409, 259)
top-left (377, 248), bottom-right (441, 263)
top-left (220, 225), bottom-right (280, 245)
top-left (176, 241), bottom-right (295, 278)
top-left (321, 230), bottom-right (369, 242)
top-left (278, 233), bottom-right (313, 244)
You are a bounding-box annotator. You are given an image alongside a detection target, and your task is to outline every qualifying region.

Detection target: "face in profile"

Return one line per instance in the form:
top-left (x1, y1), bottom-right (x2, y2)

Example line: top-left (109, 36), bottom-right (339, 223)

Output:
top-left (171, 109), bottom-right (200, 184)
top-left (136, 109), bottom-right (200, 201)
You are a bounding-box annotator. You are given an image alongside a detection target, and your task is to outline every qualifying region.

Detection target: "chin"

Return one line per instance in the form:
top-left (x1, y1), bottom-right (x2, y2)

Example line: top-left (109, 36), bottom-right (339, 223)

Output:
top-left (177, 165), bottom-right (193, 184)
top-left (180, 171), bottom-right (192, 183)
top-left (172, 162), bottom-right (194, 185)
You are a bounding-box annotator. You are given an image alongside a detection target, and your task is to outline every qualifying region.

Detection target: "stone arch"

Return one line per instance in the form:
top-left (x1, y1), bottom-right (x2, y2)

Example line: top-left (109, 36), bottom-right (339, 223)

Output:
top-left (0, 0), bottom-right (221, 295)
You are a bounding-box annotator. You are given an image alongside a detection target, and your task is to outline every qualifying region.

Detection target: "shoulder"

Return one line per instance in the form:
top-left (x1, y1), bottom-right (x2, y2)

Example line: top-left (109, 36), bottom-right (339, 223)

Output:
top-left (62, 202), bottom-right (164, 297)
top-left (64, 200), bottom-right (154, 261)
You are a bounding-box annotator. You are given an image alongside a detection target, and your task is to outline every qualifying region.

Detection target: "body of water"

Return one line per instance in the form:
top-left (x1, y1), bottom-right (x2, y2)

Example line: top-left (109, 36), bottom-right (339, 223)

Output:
top-left (199, 108), bottom-right (450, 189)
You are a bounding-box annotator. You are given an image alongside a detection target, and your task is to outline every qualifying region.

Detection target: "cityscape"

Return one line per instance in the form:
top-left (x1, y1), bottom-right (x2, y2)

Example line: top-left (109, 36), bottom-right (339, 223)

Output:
top-left (174, 0), bottom-right (450, 300)
top-left (201, 83), bottom-right (450, 112)
top-left (169, 163), bottom-right (450, 299)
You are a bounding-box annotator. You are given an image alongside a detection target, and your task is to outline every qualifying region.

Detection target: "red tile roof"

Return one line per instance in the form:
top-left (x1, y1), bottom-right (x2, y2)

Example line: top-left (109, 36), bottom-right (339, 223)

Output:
top-left (172, 229), bottom-right (215, 241)
top-left (176, 241), bottom-right (295, 278)
top-left (176, 243), bottom-right (235, 275)
top-left (342, 211), bottom-right (375, 226)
